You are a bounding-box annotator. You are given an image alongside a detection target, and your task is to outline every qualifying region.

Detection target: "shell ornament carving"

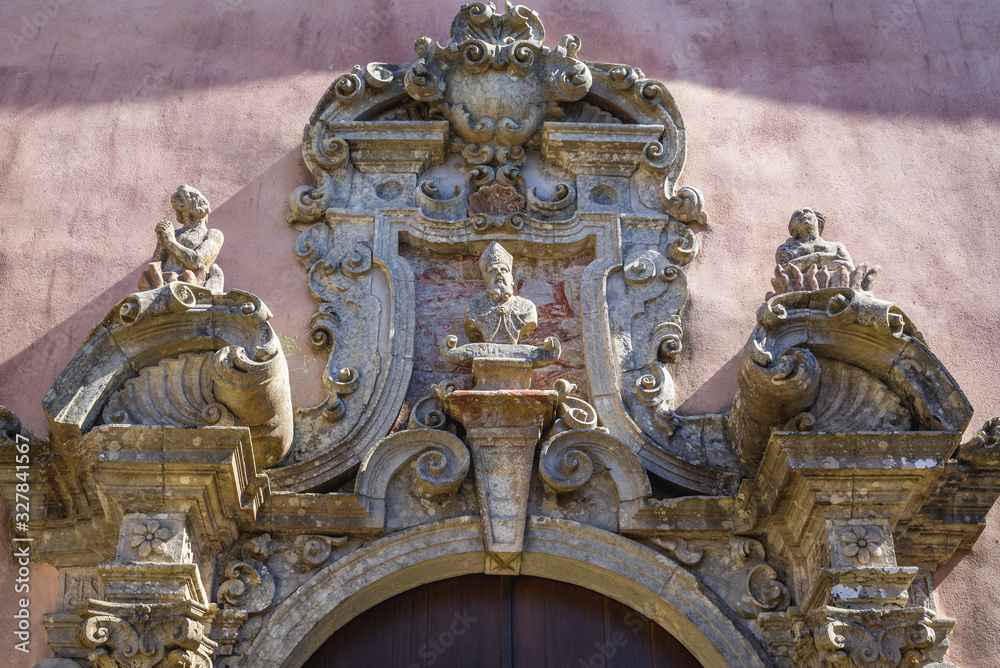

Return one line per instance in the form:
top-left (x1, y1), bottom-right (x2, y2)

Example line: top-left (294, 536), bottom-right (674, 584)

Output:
top-left (102, 352), bottom-right (235, 428)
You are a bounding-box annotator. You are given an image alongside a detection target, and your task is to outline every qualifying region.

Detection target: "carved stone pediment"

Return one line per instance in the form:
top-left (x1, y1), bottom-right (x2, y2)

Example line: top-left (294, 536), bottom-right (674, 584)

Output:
top-left (6, 6), bottom-right (1000, 668)
top-left (43, 282), bottom-right (293, 469)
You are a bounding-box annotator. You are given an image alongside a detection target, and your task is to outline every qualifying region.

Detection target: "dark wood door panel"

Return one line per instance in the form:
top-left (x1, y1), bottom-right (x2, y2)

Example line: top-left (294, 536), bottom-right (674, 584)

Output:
top-left (302, 575), bottom-right (703, 668)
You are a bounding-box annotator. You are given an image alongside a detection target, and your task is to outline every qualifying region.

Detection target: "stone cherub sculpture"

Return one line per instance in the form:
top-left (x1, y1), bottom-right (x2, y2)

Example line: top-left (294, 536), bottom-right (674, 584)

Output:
top-left (442, 242), bottom-right (558, 390)
top-left (138, 185), bottom-right (225, 293)
top-left (465, 241), bottom-right (538, 345)
top-left (770, 207), bottom-right (879, 296)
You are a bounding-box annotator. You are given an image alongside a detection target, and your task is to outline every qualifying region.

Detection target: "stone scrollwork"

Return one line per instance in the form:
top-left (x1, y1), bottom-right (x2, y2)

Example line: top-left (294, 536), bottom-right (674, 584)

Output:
top-left (407, 391), bottom-right (453, 432)
top-left (279, 1), bottom-right (720, 497)
top-left (288, 123), bottom-right (351, 225)
top-left (651, 537), bottom-right (704, 566)
top-left (730, 344), bottom-right (822, 470)
top-left (728, 216), bottom-right (970, 474)
top-left (298, 535), bottom-right (349, 570)
top-left (957, 416), bottom-right (1000, 467)
top-left (404, 3), bottom-right (591, 178)
top-left (217, 561), bottom-right (275, 615)
top-left (548, 380), bottom-right (601, 435)
top-left (42, 282), bottom-right (293, 468)
top-left (731, 537), bottom-right (790, 618)
top-left (77, 600), bottom-right (217, 668)
top-left (287, 232), bottom-right (386, 464)
top-left (539, 428), bottom-right (655, 535)
top-left (612, 242), bottom-right (691, 437)
top-left (812, 611), bottom-right (939, 668)
top-left (355, 429), bottom-right (471, 525)
top-left (661, 185), bottom-right (707, 226)
top-left (15, 7), bottom-right (1000, 668)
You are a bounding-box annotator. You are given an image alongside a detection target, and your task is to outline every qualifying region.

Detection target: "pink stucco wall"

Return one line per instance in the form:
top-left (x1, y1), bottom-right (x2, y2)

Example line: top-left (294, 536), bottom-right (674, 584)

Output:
top-left (2, 0), bottom-right (999, 664)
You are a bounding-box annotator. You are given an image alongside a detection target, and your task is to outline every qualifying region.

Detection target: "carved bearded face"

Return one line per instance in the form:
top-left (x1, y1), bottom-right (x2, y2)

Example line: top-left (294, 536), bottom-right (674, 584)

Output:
top-left (485, 263), bottom-right (514, 303)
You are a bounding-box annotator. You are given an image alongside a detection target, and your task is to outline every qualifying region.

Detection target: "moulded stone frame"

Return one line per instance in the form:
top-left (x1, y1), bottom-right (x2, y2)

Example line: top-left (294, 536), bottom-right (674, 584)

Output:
top-left (245, 515), bottom-right (771, 668)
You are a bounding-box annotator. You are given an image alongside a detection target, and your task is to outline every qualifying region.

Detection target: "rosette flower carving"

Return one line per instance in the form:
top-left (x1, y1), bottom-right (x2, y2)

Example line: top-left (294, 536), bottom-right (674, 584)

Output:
top-left (130, 521), bottom-right (172, 559)
top-left (841, 526), bottom-right (883, 566)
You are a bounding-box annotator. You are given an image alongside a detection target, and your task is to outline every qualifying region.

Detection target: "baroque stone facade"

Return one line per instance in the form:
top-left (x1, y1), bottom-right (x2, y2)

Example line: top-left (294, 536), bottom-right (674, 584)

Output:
top-left (2, 4), bottom-right (999, 667)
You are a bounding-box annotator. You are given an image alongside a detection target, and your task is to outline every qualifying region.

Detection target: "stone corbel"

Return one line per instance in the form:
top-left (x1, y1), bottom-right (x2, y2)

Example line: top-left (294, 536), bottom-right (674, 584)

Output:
top-left (68, 510), bottom-right (218, 667)
top-left (729, 287), bottom-right (972, 476)
top-left (44, 285), bottom-right (294, 467)
top-left (751, 432), bottom-right (959, 666)
top-left (85, 427), bottom-right (268, 553)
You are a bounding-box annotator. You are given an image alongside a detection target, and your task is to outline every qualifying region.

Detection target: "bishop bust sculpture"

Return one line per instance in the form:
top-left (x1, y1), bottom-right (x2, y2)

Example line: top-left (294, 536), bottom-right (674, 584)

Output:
top-left (441, 242), bottom-right (559, 390)
top-left (465, 242), bottom-right (538, 345)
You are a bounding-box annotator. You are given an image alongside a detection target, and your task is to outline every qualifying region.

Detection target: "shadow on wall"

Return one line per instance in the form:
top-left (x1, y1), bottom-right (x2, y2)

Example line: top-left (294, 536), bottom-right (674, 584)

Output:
top-left (0, 147), bottom-right (324, 434)
top-left (0, 0), bottom-right (998, 120)
top-left (676, 353), bottom-right (740, 416)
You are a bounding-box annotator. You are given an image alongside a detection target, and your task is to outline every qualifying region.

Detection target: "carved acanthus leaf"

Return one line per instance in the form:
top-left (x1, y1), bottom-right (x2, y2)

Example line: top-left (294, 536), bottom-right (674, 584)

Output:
top-left (813, 613), bottom-right (938, 668)
top-left (77, 601), bottom-right (216, 668)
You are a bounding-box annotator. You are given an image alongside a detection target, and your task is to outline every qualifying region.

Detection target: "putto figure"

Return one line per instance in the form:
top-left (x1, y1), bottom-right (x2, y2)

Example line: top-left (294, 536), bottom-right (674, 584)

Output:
top-left (775, 207), bottom-right (853, 274)
top-left (138, 185), bottom-right (225, 293)
top-left (465, 242), bottom-right (537, 345)
top-left (770, 207), bottom-right (879, 295)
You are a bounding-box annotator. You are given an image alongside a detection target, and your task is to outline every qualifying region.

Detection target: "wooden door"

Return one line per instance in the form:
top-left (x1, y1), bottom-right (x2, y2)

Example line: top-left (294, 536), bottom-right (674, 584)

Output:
top-left (303, 574), bottom-right (703, 668)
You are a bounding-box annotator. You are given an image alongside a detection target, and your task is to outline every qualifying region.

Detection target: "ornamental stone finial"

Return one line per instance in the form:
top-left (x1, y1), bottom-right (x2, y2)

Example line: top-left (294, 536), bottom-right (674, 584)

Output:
top-left (770, 207), bottom-right (879, 296)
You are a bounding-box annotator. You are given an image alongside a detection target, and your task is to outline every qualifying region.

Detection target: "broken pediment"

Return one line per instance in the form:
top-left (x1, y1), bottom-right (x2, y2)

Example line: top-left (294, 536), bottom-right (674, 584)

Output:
top-left (5, 5), bottom-right (1000, 668)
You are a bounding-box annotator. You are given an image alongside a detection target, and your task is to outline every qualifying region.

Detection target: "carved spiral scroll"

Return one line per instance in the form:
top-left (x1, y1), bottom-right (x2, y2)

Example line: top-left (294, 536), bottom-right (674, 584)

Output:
top-left (652, 537), bottom-right (704, 566)
top-left (217, 561), bottom-right (276, 614)
top-left (356, 429), bottom-right (471, 503)
top-left (408, 394), bottom-right (449, 430)
top-left (730, 537), bottom-right (790, 618)
top-left (539, 439), bottom-right (594, 492)
top-left (415, 445), bottom-right (470, 496)
top-left (539, 429), bottom-right (651, 503)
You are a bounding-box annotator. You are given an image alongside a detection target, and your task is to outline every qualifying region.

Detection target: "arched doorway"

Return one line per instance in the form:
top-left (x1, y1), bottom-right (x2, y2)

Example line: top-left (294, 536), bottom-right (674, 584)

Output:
top-left (303, 574), bottom-right (703, 668)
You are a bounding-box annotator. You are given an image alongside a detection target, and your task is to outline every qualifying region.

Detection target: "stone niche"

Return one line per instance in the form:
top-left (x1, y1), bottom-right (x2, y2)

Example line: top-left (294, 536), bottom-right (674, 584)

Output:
top-left (3, 4), bottom-right (1000, 668)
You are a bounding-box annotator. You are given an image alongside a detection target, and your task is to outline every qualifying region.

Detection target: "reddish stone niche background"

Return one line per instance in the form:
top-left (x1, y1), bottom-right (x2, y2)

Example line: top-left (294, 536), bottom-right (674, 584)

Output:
top-left (398, 243), bottom-right (596, 429)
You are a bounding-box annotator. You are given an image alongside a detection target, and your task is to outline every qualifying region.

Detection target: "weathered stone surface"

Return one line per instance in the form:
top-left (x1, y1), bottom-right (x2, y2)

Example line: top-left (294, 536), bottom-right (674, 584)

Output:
top-left (6, 4), bottom-right (1000, 668)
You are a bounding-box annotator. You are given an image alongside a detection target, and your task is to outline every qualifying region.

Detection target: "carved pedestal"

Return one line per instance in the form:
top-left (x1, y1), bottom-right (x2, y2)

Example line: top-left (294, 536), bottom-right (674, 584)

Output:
top-left (444, 389), bottom-right (558, 573)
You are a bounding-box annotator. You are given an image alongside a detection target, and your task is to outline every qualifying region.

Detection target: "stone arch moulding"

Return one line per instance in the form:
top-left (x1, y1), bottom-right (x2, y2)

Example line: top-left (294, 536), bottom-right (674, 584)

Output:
top-left (246, 516), bottom-right (769, 668)
top-left (4, 4), bottom-right (1000, 668)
